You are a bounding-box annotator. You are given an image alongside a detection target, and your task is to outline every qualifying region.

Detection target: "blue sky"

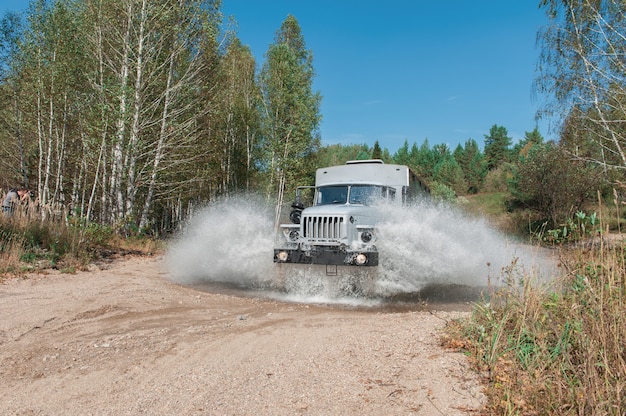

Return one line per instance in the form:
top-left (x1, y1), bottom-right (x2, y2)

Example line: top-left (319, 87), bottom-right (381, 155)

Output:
top-left (1, 1), bottom-right (553, 153)
top-left (222, 1), bottom-right (553, 151)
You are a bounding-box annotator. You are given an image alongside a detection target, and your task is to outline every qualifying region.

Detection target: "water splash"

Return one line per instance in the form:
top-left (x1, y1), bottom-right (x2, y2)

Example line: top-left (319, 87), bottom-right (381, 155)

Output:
top-left (373, 200), bottom-right (551, 295)
top-left (166, 196), bottom-right (275, 287)
top-left (166, 195), bottom-right (556, 302)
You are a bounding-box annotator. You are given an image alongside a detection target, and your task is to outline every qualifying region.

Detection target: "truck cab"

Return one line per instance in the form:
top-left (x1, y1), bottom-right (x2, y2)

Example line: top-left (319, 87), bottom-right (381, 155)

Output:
top-left (274, 160), bottom-right (427, 267)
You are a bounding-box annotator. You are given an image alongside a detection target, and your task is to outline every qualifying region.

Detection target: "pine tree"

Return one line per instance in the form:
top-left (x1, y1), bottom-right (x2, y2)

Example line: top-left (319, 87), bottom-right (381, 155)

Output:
top-left (454, 138), bottom-right (486, 193)
top-left (414, 138), bottom-right (435, 179)
top-left (512, 126), bottom-right (544, 158)
top-left (371, 140), bottom-right (382, 159)
top-left (433, 156), bottom-right (467, 195)
top-left (393, 139), bottom-right (411, 165)
top-left (484, 124), bottom-right (511, 170)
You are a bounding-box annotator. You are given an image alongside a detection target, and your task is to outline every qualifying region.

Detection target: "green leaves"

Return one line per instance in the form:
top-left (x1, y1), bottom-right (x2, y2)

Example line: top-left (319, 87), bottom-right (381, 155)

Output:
top-left (509, 142), bottom-right (603, 227)
top-left (259, 15), bottom-right (321, 213)
top-left (484, 124), bottom-right (512, 171)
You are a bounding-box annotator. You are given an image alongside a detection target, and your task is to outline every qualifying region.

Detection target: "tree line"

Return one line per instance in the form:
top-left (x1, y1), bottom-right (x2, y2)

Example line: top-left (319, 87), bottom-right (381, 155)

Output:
top-left (1, 0), bottom-right (625, 234)
top-left (317, 122), bottom-right (606, 229)
top-left (0, 0), bottom-right (320, 234)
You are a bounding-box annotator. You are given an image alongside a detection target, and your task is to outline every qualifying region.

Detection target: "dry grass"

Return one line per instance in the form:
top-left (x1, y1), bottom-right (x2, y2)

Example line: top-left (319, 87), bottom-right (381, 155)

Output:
top-left (0, 209), bottom-right (162, 277)
top-left (450, 231), bottom-right (626, 415)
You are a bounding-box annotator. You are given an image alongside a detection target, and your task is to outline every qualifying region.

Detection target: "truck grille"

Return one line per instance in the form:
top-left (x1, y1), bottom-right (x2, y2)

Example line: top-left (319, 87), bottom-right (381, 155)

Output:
top-left (303, 215), bottom-right (346, 242)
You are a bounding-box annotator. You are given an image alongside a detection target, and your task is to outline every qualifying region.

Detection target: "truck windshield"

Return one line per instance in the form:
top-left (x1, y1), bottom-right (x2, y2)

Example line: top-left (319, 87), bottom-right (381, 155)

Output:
top-left (349, 185), bottom-right (386, 205)
top-left (315, 185), bottom-right (388, 206)
top-left (316, 186), bottom-right (348, 205)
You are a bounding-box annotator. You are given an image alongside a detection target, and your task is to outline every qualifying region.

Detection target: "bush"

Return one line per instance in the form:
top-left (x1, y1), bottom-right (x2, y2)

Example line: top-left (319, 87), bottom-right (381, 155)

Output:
top-left (508, 143), bottom-right (603, 227)
top-left (82, 223), bottom-right (114, 247)
top-left (0, 214), bottom-right (158, 274)
top-left (482, 163), bottom-right (515, 193)
top-left (429, 181), bottom-right (456, 203)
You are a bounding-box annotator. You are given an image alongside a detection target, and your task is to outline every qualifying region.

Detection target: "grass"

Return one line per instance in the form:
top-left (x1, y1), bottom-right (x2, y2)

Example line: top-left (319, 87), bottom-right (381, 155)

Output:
top-left (464, 192), bottom-right (509, 217)
top-left (447, 209), bottom-right (626, 415)
top-left (0, 209), bottom-right (162, 278)
top-left (462, 192), bottom-right (526, 236)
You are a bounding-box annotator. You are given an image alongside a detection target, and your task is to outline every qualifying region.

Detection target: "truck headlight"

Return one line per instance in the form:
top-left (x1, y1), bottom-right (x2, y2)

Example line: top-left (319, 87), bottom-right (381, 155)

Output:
top-left (355, 253), bottom-right (368, 265)
top-left (277, 251), bottom-right (289, 262)
top-left (288, 230), bottom-right (299, 241)
top-left (360, 230), bottom-right (373, 243)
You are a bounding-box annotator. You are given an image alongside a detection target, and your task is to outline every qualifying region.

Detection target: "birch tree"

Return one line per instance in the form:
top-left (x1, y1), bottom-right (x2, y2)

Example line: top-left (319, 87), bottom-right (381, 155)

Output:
top-left (0, 0), bottom-right (262, 233)
top-left (538, 0), bottom-right (626, 171)
top-left (19, 0), bottom-right (88, 216)
top-left (212, 39), bottom-right (260, 195)
top-left (79, 0), bottom-right (224, 231)
top-left (259, 15), bottom-right (321, 226)
top-left (0, 12), bottom-right (28, 187)
top-left (138, 0), bottom-right (224, 231)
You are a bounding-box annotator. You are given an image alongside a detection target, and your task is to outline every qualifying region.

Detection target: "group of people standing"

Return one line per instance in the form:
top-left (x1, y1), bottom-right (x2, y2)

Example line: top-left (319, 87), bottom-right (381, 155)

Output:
top-left (2, 188), bottom-right (31, 218)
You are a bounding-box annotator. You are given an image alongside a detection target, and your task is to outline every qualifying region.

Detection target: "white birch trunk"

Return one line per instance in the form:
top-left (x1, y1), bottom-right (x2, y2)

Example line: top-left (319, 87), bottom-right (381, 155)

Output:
top-left (36, 48), bottom-right (44, 217)
top-left (43, 57), bottom-right (55, 211)
top-left (139, 43), bottom-right (174, 230)
top-left (110, 0), bottom-right (133, 222)
top-left (125, 0), bottom-right (148, 220)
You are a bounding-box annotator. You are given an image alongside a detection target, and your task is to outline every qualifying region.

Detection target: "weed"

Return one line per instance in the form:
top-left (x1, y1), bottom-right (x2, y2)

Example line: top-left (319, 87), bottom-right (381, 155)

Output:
top-left (453, 209), bottom-right (626, 414)
top-left (542, 211), bottom-right (601, 244)
top-left (0, 213), bottom-right (160, 275)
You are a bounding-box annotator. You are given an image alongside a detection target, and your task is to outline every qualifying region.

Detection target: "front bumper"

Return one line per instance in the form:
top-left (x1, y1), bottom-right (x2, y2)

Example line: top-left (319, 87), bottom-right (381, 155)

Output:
top-left (274, 248), bottom-right (378, 266)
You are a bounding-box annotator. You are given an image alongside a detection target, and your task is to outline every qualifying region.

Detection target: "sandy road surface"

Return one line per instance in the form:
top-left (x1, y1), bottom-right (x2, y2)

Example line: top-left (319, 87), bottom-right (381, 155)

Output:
top-left (0, 255), bottom-right (485, 415)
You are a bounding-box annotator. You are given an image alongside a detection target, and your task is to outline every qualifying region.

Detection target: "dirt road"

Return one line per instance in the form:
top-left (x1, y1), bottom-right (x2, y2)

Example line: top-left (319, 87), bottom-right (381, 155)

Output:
top-left (0, 255), bottom-right (485, 415)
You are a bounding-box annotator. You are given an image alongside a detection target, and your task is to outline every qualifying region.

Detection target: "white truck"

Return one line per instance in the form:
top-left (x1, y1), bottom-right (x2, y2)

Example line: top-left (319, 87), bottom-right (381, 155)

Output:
top-left (273, 160), bottom-right (428, 271)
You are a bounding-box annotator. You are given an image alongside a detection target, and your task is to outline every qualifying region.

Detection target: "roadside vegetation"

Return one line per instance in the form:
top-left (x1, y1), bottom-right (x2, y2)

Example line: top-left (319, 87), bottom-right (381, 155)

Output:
top-left (0, 210), bottom-right (162, 277)
top-left (446, 202), bottom-right (626, 415)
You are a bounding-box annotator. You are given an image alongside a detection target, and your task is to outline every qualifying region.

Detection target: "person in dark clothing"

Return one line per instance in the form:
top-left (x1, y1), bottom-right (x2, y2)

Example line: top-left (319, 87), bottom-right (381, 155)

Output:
top-left (2, 188), bottom-right (29, 218)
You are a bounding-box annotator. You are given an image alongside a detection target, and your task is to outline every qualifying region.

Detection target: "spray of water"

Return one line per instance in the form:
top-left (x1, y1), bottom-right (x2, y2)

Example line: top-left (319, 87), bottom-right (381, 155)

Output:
top-left (166, 196), bottom-right (275, 287)
top-left (166, 195), bottom-right (556, 303)
top-left (373, 200), bottom-right (553, 295)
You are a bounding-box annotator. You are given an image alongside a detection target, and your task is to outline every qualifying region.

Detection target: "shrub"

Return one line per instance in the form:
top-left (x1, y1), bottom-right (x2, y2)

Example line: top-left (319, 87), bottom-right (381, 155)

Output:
top-left (0, 214), bottom-right (158, 274)
top-left (429, 181), bottom-right (456, 203)
top-left (482, 163), bottom-right (515, 193)
top-left (508, 143), bottom-right (603, 227)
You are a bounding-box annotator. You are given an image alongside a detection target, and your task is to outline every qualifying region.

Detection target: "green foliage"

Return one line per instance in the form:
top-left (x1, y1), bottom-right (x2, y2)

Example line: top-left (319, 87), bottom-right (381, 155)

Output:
top-left (371, 140), bottom-right (383, 160)
top-left (355, 150), bottom-right (370, 160)
top-left (484, 124), bottom-right (512, 170)
top-left (314, 143), bottom-right (372, 167)
top-left (511, 127), bottom-right (544, 158)
top-left (429, 181), bottom-right (456, 203)
top-left (508, 142), bottom-right (603, 227)
top-left (82, 222), bottom-right (114, 247)
top-left (2, 0), bottom-right (598, 243)
top-left (482, 163), bottom-right (515, 193)
top-left (0, 214), bottom-right (156, 273)
top-left (433, 156), bottom-right (466, 195)
top-left (414, 139), bottom-right (436, 178)
top-left (393, 139), bottom-right (411, 166)
top-left (464, 192), bottom-right (508, 217)
top-left (212, 39), bottom-right (261, 194)
top-left (541, 211), bottom-right (600, 244)
top-left (259, 14), bottom-right (321, 214)
top-left (538, 0), bottom-right (626, 171)
top-left (457, 230), bottom-right (626, 414)
top-left (454, 139), bottom-right (487, 193)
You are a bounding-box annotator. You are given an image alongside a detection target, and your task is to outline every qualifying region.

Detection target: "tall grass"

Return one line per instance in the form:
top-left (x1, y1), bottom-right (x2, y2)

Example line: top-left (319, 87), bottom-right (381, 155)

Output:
top-left (0, 209), bottom-right (161, 276)
top-left (454, 216), bottom-right (626, 414)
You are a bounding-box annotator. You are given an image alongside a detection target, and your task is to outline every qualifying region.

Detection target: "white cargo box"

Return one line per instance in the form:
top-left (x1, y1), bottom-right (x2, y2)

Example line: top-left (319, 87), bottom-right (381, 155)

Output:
top-left (316, 160), bottom-right (410, 187)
